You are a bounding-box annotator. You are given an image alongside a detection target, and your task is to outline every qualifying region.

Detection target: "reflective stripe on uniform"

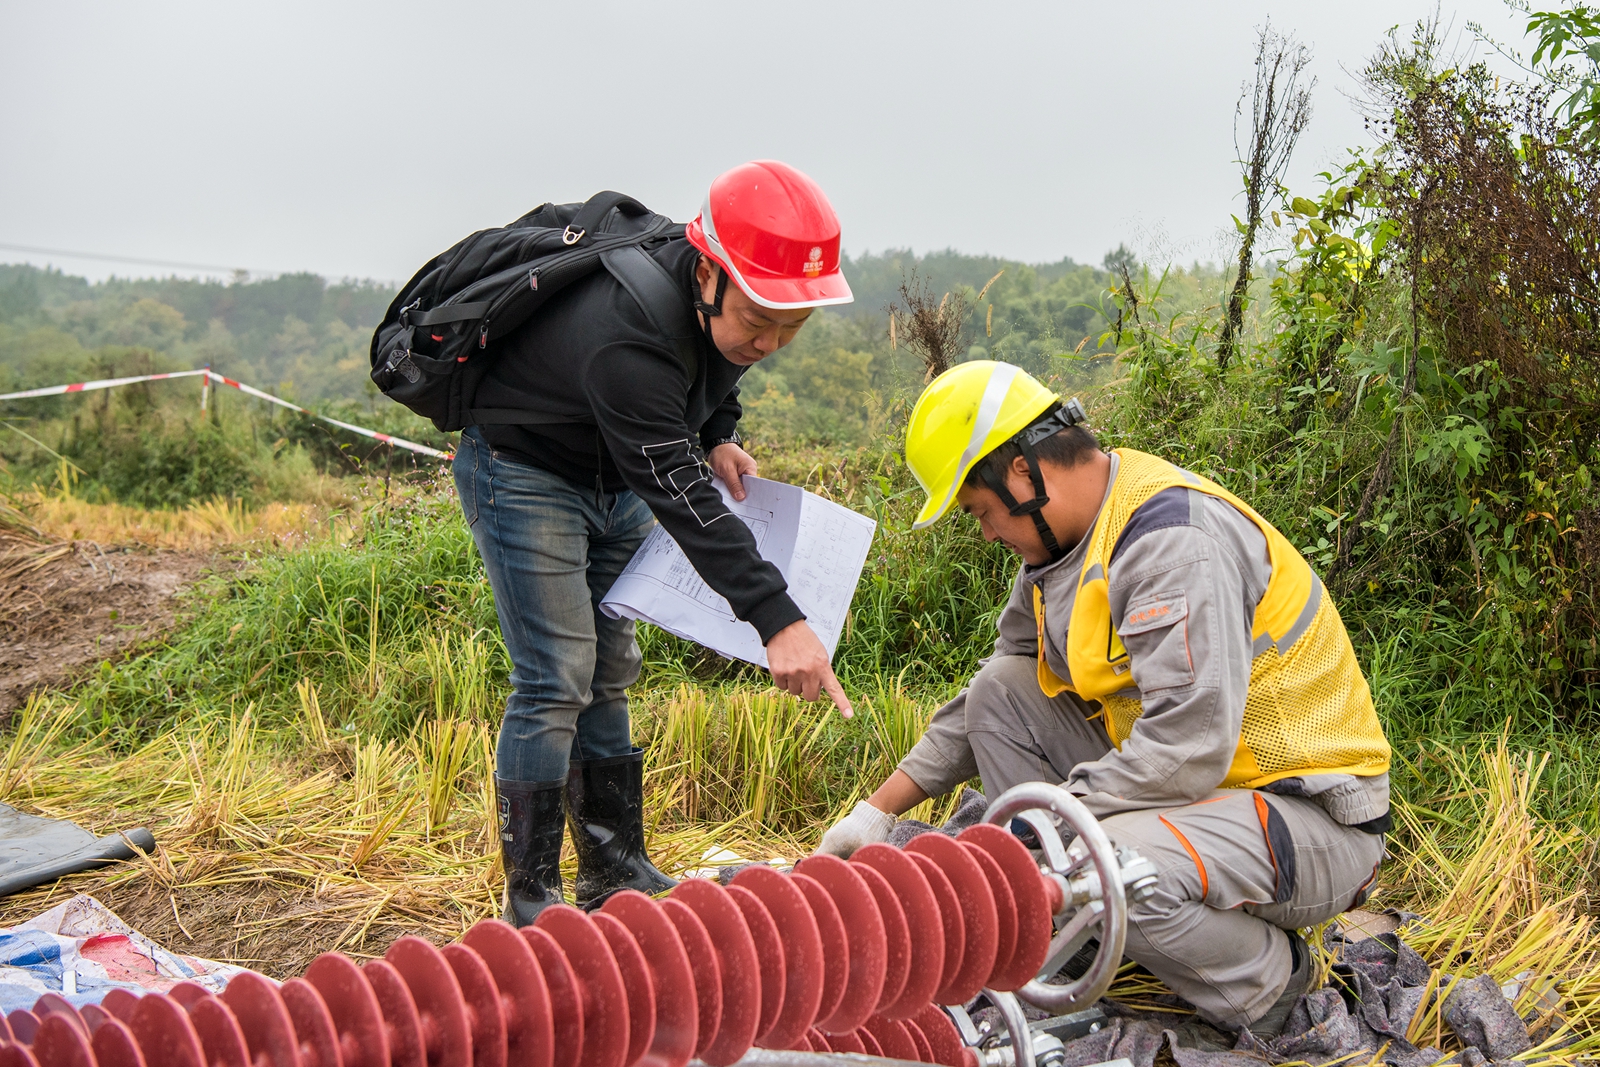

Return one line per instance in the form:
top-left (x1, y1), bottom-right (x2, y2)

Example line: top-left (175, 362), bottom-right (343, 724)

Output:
top-left (1250, 572), bottom-right (1324, 659)
top-left (916, 362), bottom-right (1022, 528)
top-left (1159, 814), bottom-right (1209, 899)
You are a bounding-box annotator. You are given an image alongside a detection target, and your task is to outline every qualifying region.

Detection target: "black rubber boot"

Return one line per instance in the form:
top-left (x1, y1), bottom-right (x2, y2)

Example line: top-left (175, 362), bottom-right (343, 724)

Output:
top-left (565, 748), bottom-right (677, 908)
top-left (1247, 928), bottom-right (1314, 1039)
top-left (496, 776), bottom-right (567, 927)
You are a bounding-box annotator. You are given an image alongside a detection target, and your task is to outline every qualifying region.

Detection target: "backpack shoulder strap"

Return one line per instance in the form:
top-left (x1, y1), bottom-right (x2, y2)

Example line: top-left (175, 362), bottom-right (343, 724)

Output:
top-left (600, 244), bottom-right (701, 382)
top-left (465, 228), bottom-right (699, 426)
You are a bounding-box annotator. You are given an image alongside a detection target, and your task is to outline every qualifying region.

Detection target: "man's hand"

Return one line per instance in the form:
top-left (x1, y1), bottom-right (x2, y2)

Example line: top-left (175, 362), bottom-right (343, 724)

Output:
top-left (708, 442), bottom-right (759, 502)
top-left (766, 619), bottom-right (852, 717)
top-left (816, 799), bottom-right (896, 858)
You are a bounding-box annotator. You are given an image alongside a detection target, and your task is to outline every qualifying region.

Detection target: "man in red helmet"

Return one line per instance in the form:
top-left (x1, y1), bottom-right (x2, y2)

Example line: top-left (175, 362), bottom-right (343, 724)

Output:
top-left (457, 161), bottom-right (854, 924)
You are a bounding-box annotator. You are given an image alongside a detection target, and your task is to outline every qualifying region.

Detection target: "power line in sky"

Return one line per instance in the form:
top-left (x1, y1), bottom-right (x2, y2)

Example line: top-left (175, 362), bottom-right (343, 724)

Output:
top-left (0, 241), bottom-right (270, 277)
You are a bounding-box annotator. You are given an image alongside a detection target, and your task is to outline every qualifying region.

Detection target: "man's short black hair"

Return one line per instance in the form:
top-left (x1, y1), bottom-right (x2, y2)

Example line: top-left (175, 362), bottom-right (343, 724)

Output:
top-left (964, 423), bottom-right (1101, 490)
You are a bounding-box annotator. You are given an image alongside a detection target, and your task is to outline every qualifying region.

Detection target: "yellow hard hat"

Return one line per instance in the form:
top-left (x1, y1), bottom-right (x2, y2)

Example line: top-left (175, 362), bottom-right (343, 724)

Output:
top-left (905, 361), bottom-right (1059, 529)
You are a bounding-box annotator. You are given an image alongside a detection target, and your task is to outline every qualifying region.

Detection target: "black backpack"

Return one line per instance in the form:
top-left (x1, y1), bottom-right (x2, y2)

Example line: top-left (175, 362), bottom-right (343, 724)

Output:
top-left (370, 191), bottom-right (701, 432)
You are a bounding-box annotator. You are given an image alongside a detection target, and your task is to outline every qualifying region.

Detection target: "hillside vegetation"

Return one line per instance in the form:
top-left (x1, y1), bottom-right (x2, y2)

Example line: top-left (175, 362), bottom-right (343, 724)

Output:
top-left (0, 246), bottom-right (1178, 504)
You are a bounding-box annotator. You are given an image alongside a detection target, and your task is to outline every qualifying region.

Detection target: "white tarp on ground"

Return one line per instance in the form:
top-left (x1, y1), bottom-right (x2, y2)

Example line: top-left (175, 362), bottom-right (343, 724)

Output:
top-left (0, 894), bottom-right (250, 1012)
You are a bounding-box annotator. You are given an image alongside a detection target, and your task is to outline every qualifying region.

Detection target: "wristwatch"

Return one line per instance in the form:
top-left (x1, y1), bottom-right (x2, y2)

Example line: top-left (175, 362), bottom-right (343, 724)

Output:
top-left (704, 432), bottom-right (742, 450)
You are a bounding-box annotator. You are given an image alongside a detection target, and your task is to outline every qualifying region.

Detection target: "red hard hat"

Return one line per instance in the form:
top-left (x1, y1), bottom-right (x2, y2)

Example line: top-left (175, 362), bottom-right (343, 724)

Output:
top-left (685, 160), bottom-right (854, 310)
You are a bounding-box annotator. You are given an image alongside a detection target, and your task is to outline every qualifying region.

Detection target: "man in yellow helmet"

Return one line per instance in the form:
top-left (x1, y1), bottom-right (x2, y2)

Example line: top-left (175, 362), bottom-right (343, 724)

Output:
top-left (818, 361), bottom-right (1392, 1038)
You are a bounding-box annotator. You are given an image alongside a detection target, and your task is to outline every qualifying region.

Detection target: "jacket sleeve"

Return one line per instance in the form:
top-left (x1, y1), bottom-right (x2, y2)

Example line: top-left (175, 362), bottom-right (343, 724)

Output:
top-left (699, 383), bottom-right (743, 450)
top-left (898, 565), bottom-right (1037, 798)
top-left (897, 689), bottom-right (980, 798)
top-left (585, 340), bottom-right (804, 643)
top-left (1063, 522), bottom-right (1255, 816)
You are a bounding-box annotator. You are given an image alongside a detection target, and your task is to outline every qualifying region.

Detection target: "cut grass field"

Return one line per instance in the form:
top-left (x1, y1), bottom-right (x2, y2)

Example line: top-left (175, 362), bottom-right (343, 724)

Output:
top-left (0, 679), bottom-right (940, 973)
top-left (4, 683), bottom-right (1598, 1064)
top-left (2, 454), bottom-right (1598, 1065)
top-left (13, 484), bottom-right (354, 552)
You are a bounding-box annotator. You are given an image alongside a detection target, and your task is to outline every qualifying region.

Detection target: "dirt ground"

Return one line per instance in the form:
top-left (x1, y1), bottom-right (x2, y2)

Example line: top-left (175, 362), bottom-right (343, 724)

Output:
top-left (0, 522), bottom-right (445, 975)
top-left (0, 540), bottom-right (219, 715)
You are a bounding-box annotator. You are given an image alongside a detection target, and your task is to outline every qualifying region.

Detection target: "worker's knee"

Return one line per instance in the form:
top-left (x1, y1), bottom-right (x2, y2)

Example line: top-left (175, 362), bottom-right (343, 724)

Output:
top-left (965, 656), bottom-right (1045, 734)
top-left (1103, 793), bottom-right (1389, 934)
top-left (967, 655), bottom-right (1037, 707)
top-left (1098, 809), bottom-right (1205, 917)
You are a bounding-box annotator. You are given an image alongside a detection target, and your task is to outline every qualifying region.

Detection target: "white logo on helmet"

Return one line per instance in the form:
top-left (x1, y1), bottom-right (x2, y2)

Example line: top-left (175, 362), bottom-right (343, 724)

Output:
top-left (803, 245), bottom-right (824, 277)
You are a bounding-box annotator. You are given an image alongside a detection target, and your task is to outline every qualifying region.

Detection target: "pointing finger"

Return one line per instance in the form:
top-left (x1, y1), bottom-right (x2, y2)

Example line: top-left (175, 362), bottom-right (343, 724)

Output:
top-left (823, 672), bottom-right (853, 719)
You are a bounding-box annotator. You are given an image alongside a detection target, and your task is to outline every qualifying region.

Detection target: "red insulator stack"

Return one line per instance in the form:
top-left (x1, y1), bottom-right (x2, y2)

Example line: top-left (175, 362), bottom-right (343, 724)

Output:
top-left (0, 823), bottom-right (1057, 1067)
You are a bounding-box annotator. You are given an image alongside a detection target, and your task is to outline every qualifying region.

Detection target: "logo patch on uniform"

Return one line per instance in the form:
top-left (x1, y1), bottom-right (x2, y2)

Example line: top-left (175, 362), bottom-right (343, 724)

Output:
top-left (803, 245), bottom-right (823, 277)
top-left (1125, 602), bottom-right (1173, 628)
top-left (1118, 591), bottom-right (1190, 636)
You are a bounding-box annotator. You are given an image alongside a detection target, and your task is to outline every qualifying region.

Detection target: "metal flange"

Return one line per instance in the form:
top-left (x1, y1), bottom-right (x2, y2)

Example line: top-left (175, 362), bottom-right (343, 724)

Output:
top-left (981, 782), bottom-right (1131, 1014)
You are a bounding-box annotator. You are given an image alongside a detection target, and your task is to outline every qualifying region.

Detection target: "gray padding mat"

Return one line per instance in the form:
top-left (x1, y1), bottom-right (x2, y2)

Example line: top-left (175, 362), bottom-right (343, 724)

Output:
top-left (0, 803), bottom-right (155, 896)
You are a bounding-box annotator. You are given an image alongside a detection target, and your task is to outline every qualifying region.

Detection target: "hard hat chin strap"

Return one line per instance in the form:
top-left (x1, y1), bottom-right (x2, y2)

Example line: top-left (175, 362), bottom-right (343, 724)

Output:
top-left (973, 399), bottom-right (1090, 564)
top-left (693, 263), bottom-right (730, 353)
top-left (978, 437), bottom-right (1065, 561)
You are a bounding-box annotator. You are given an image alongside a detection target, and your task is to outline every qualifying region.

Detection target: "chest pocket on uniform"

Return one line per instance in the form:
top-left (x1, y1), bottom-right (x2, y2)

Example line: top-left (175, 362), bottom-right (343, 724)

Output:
top-left (1119, 590), bottom-right (1193, 692)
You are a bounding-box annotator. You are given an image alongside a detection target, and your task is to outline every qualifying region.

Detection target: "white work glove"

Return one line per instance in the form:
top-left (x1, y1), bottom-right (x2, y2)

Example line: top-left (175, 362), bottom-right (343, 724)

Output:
top-left (816, 800), bottom-right (896, 858)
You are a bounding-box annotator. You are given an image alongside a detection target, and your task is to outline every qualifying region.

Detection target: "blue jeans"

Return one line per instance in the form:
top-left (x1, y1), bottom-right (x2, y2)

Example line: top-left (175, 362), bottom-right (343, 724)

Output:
top-left (453, 427), bottom-right (654, 783)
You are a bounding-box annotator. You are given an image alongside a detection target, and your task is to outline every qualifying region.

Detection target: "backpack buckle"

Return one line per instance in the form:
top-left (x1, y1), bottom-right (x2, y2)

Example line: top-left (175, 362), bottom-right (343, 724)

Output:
top-left (562, 225), bottom-right (585, 246)
top-left (398, 297), bottom-right (421, 327)
top-left (390, 350), bottom-right (422, 384)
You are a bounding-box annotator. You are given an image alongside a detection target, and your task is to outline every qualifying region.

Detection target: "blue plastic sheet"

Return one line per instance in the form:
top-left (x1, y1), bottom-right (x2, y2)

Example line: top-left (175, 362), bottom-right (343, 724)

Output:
top-left (0, 894), bottom-right (249, 1013)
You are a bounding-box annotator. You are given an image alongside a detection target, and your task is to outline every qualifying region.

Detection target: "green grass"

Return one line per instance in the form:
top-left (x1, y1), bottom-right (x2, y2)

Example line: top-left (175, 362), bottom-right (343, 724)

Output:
top-left (2, 406), bottom-right (1598, 1064)
top-left (37, 427), bottom-right (1596, 882)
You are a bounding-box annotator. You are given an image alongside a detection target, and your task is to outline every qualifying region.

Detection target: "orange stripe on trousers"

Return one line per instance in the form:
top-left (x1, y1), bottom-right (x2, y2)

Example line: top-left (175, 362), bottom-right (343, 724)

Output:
top-left (1253, 792), bottom-right (1282, 894)
top-left (1159, 815), bottom-right (1207, 899)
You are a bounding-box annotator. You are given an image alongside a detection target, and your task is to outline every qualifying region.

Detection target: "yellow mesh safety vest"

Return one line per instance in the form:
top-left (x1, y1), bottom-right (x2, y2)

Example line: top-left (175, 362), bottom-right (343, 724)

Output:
top-left (1034, 448), bottom-right (1390, 788)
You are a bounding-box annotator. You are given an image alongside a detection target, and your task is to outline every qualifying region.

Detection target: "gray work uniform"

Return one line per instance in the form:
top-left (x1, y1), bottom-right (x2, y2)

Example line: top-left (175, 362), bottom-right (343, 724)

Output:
top-left (897, 452), bottom-right (1389, 1028)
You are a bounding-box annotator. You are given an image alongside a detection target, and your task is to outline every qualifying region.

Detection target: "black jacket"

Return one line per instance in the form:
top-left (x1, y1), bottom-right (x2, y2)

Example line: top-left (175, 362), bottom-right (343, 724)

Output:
top-left (474, 237), bottom-right (803, 643)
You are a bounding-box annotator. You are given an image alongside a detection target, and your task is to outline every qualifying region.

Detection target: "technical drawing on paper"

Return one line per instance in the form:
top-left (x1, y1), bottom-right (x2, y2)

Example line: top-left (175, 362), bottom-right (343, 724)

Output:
top-left (625, 508), bottom-right (772, 620)
top-left (600, 475), bottom-right (875, 667)
top-left (787, 508), bottom-right (869, 638)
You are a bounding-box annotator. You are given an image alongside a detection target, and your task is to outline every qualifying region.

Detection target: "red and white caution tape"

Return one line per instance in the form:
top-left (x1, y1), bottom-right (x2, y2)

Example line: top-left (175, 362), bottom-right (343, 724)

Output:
top-left (0, 368), bottom-right (453, 461)
top-left (203, 372), bottom-right (452, 460)
top-left (0, 368), bottom-right (209, 400)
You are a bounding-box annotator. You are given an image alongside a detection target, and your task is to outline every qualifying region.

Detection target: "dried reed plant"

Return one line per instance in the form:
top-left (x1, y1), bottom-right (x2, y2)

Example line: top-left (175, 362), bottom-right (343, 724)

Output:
top-left (1385, 741), bottom-right (1600, 1063)
top-left (14, 492), bottom-right (341, 551)
top-left (889, 270), bottom-right (971, 382)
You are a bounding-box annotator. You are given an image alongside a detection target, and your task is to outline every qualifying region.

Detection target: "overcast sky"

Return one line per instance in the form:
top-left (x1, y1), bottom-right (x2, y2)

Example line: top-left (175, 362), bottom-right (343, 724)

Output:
top-left (2, 0), bottom-right (1528, 285)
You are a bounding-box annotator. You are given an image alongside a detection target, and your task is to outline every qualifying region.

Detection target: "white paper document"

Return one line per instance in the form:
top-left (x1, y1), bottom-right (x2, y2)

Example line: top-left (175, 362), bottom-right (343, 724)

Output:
top-left (600, 476), bottom-right (877, 667)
